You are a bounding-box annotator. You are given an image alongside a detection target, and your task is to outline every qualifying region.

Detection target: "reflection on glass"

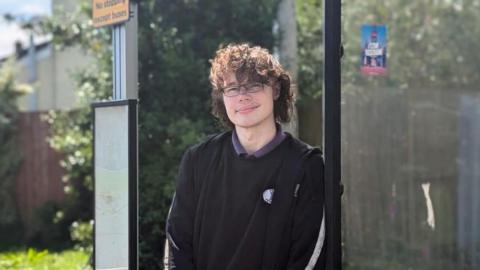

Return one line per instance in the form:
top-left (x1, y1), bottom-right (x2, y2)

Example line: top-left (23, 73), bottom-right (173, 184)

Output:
top-left (341, 1), bottom-right (480, 269)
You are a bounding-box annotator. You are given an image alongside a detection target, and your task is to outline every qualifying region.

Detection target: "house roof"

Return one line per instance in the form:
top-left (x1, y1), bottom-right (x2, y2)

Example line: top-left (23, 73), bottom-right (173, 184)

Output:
top-left (0, 40), bottom-right (51, 63)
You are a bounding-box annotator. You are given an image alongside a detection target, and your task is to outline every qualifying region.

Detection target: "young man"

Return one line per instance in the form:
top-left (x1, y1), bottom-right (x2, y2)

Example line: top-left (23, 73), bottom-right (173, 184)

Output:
top-left (165, 43), bottom-right (325, 270)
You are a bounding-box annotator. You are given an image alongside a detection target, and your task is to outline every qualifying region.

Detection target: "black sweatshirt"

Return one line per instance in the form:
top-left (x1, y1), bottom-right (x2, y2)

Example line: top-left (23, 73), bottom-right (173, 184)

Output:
top-left (165, 132), bottom-right (326, 270)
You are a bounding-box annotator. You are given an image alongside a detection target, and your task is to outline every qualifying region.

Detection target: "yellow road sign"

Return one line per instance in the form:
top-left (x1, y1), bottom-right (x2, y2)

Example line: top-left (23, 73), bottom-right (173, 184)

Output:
top-left (93, 0), bottom-right (130, 28)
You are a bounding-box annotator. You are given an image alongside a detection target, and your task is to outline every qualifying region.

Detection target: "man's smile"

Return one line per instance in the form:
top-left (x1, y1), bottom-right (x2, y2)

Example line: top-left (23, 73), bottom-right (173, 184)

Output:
top-left (236, 105), bottom-right (260, 114)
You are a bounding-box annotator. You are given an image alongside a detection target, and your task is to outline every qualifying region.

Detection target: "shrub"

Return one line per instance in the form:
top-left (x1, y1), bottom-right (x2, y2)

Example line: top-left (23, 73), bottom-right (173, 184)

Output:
top-left (0, 59), bottom-right (30, 249)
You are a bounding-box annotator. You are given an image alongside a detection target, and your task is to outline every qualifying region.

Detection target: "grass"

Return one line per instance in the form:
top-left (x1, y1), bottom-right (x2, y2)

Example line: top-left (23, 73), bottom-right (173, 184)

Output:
top-left (0, 248), bottom-right (91, 270)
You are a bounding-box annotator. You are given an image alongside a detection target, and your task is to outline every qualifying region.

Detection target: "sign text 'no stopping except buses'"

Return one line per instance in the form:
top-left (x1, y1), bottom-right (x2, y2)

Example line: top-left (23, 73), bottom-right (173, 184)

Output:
top-left (93, 0), bottom-right (130, 28)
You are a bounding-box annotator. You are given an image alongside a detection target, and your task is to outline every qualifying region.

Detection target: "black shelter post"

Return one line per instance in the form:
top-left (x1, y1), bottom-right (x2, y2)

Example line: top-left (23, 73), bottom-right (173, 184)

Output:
top-left (323, 0), bottom-right (342, 269)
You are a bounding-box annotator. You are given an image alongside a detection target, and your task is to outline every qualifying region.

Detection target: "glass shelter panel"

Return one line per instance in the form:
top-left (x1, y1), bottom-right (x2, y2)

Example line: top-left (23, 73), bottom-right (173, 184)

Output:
top-left (341, 1), bottom-right (480, 269)
top-left (95, 105), bottom-right (130, 270)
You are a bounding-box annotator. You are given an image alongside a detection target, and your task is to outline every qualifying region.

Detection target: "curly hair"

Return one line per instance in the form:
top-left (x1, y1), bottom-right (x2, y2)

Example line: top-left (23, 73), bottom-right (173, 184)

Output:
top-left (209, 43), bottom-right (294, 129)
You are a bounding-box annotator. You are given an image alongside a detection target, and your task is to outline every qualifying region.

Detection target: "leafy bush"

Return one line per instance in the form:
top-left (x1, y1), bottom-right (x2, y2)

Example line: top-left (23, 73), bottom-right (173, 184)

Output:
top-left (0, 248), bottom-right (90, 270)
top-left (0, 59), bottom-right (30, 248)
top-left (70, 220), bottom-right (93, 253)
top-left (27, 201), bottom-right (71, 249)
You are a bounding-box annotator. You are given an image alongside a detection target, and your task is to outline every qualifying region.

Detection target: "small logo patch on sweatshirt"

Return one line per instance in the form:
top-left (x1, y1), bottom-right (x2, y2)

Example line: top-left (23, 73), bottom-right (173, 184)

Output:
top-left (263, 189), bottom-right (274, 204)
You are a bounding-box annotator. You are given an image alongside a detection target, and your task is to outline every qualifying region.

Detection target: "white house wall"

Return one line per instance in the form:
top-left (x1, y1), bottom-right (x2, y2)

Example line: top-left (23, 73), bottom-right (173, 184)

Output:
top-left (16, 44), bottom-right (93, 112)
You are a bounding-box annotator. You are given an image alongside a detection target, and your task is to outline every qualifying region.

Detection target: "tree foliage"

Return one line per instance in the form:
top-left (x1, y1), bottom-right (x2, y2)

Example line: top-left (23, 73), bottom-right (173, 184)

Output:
top-left (296, 0), bottom-right (323, 101)
top-left (0, 59), bottom-right (31, 246)
top-left (33, 2), bottom-right (112, 250)
top-left (342, 0), bottom-right (480, 92)
top-left (295, 0), bottom-right (480, 101)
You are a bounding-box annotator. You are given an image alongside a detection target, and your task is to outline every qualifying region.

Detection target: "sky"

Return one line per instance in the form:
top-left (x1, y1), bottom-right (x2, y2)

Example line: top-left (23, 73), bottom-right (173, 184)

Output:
top-left (0, 0), bottom-right (51, 58)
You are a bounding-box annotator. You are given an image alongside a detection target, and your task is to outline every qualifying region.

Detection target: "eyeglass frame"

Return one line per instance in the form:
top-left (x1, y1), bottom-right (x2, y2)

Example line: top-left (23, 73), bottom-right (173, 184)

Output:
top-left (221, 82), bottom-right (265, 97)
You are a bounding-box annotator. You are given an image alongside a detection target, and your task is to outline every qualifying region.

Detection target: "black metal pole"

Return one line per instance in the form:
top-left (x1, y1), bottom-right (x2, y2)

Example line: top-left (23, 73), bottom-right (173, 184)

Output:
top-left (323, 0), bottom-right (342, 269)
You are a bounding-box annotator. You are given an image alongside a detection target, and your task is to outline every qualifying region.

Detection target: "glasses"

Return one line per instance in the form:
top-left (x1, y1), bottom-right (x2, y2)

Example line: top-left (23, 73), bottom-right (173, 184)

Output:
top-left (222, 83), bottom-right (264, 97)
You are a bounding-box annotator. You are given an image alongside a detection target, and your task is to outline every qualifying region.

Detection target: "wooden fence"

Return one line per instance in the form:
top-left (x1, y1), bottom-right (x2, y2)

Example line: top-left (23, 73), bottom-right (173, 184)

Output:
top-left (15, 112), bottom-right (66, 232)
top-left (341, 87), bottom-right (480, 269)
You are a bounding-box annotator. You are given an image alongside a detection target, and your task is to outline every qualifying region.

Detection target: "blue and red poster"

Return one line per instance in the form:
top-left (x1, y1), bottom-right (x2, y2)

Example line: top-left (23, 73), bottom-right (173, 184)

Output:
top-left (361, 24), bottom-right (387, 76)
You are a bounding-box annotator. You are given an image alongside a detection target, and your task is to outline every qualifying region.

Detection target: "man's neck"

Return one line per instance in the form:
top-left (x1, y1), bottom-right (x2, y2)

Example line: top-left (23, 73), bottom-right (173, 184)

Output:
top-left (235, 121), bottom-right (277, 155)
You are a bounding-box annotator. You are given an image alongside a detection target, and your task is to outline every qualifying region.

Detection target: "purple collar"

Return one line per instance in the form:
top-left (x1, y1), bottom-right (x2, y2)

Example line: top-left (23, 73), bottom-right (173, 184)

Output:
top-left (231, 123), bottom-right (287, 158)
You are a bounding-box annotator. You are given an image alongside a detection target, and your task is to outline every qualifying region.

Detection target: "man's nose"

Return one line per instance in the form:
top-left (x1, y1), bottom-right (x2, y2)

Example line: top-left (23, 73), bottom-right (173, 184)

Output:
top-left (238, 87), bottom-right (252, 100)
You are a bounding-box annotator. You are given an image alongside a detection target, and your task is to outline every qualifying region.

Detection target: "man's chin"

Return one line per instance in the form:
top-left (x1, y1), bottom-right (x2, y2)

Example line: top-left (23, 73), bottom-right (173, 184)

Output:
top-left (233, 119), bottom-right (269, 130)
top-left (233, 121), bottom-right (258, 130)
